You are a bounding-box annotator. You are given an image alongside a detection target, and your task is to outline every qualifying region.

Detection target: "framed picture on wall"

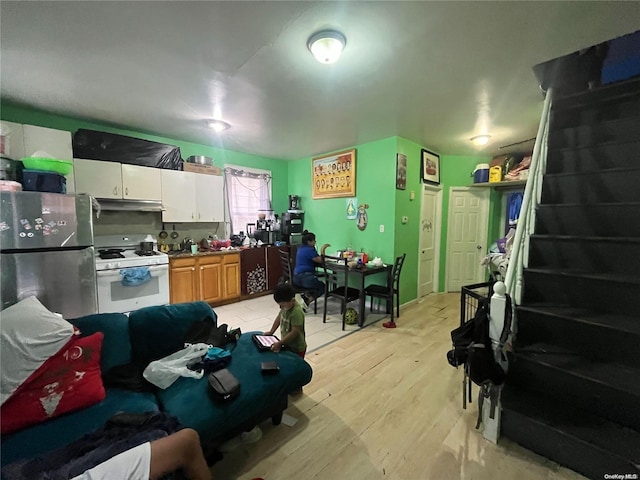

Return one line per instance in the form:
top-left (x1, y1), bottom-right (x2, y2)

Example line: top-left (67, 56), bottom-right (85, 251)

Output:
top-left (312, 149), bottom-right (356, 199)
top-left (396, 153), bottom-right (407, 190)
top-left (421, 149), bottom-right (440, 185)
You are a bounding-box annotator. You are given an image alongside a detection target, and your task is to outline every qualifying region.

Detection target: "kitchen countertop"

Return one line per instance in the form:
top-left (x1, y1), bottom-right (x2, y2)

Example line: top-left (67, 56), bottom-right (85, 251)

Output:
top-left (168, 248), bottom-right (241, 258)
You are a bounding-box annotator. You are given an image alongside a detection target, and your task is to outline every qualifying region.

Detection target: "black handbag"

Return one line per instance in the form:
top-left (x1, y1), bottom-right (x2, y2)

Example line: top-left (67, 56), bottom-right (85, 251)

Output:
top-left (207, 368), bottom-right (240, 402)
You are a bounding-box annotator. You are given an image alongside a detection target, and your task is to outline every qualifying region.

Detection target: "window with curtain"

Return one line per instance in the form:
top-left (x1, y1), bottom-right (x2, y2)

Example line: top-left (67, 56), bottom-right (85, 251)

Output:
top-left (224, 166), bottom-right (272, 235)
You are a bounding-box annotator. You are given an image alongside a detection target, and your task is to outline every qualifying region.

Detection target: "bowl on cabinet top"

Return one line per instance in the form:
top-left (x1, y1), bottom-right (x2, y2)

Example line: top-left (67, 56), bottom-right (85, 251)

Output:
top-left (186, 155), bottom-right (213, 165)
top-left (20, 157), bottom-right (73, 175)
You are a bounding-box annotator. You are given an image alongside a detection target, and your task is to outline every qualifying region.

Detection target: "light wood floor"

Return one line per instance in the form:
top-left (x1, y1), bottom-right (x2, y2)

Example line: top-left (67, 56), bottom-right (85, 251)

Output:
top-left (211, 293), bottom-right (586, 480)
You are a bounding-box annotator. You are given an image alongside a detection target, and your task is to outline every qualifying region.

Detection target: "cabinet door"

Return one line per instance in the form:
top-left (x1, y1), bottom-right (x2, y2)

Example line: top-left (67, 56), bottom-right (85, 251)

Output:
top-left (122, 164), bottom-right (162, 201)
top-left (23, 125), bottom-right (75, 193)
top-left (74, 158), bottom-right (122, 198)
top-left (170, 260), bottom-right (198, 304)
top-left (195, 174), bottom-right (224, 222)
top-left (198, 256), bottom-right (223, 303)
top-left (161, 170), bottom-right (197, 222)
top-left (223, 255), bottom-right (241, 300)
top-left (266, 246), bottom-right (283, 290)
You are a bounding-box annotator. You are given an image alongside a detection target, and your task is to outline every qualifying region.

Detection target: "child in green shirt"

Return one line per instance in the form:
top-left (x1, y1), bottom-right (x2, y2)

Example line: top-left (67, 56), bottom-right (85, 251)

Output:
top-left (264, 284), bottom-right (307, 358)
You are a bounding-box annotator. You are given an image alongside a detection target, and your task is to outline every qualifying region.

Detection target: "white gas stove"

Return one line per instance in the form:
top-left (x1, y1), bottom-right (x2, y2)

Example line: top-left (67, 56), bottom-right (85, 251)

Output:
top-left (94, 234), bottom-right (170, 313)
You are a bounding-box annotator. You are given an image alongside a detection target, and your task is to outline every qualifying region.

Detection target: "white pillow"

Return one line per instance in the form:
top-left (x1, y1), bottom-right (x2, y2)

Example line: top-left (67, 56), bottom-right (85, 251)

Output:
top-left (0, 296), bottom-right (75, 405)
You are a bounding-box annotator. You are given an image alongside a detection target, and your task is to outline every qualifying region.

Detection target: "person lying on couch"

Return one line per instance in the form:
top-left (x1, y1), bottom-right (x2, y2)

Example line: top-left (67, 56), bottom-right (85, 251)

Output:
top-left (73, 428), bottom-right (211, 480)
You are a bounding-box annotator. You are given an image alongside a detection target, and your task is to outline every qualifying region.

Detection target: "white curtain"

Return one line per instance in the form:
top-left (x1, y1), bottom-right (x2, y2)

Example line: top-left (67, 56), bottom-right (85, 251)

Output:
top-left (224, 166), bottom-right (272, 235)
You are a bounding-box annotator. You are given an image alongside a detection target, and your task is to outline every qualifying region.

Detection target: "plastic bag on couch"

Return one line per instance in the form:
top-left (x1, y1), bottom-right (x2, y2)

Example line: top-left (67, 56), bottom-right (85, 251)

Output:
top-left (143, 343), bottom-right (209, 389)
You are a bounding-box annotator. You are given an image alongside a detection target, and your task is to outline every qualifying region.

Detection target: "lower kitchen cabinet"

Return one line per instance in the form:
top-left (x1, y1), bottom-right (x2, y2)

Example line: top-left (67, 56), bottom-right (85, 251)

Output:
top-left (169, 253), bottom-right (240, 305)
top-left (240, 246), bottom-right (288, 296)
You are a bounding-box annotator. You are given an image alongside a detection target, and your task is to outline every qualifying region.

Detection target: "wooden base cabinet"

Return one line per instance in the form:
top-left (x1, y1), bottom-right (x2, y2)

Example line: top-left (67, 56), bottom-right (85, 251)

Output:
top-left (169, 253), bottom-right (240, 306)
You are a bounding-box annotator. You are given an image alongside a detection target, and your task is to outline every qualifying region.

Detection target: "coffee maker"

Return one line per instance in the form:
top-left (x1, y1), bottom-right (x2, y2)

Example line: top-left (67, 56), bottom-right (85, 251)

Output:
top-left (288, 195), bottom-right (301, 211)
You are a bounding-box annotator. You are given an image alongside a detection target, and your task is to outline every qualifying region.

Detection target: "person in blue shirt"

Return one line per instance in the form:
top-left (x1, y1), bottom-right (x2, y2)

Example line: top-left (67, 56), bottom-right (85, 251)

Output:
top-left (293, 230), bottom-right (329, 302)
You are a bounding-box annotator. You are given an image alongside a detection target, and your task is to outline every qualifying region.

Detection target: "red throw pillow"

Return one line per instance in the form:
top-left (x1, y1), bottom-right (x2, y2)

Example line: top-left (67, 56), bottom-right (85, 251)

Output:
top-left (1, 332), bottom-right (106, 434)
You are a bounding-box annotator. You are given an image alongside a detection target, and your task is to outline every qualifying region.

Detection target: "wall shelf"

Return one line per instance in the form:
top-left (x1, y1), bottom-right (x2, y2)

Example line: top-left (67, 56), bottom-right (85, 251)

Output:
top-left (468, 180), bottom-right (527, 190)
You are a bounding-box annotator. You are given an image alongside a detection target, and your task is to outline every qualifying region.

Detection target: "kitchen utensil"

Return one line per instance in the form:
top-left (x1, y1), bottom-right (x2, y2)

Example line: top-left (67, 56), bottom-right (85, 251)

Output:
top-left (159, 223), bottom-right (168, 240)
top-left (171, 224), bottom-right (179, 240)
top-left (20, 157), bottom-right (73, 175)
top-left (186, 155), bottom-right (213, 165)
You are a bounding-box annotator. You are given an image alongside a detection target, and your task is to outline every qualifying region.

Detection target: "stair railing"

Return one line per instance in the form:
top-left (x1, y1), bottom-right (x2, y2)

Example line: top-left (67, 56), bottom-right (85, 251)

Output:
top-left (504, 87), bottom-right (553, 307)
top-left (482, 88), bottom-right (553, 443)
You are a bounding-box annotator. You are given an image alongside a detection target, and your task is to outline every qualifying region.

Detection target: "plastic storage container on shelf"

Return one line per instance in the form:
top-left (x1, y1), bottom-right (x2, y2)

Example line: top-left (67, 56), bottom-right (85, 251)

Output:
top-left (473, 163), bottom-right (490, 183)
top-left (22, 170), bottom-right (66, 193)
top-left (20, 157), bottom-right (73, 175)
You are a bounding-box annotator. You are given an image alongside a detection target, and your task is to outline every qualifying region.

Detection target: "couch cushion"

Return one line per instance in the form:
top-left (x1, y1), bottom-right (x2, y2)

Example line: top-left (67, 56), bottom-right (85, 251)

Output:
top-left (0, 296), bottom-right (75, 405)
top-left (155, 331), bottom-right (312, 441)
top-left (128, 302), bottom-right (217, 364)
top-left (69, 312), bottom-right (132, 371)
top-left (0, 388), bottom-right (159, 467)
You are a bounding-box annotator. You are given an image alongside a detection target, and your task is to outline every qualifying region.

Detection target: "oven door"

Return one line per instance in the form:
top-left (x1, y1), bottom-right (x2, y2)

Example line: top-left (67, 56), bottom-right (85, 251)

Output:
top-left (96, 264), bottom-right (169, 313)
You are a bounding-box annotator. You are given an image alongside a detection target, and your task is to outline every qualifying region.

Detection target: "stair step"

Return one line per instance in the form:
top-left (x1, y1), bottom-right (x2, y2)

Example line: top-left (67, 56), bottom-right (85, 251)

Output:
top-left (522, 268), bottom-right (639, 317)
top-left (528, 235), bottom-right (640, 276)
top-left (551, 76), bottom-right (640, 129)
top-left (549, 116), bottom-right (640, 151)
top-left (517, 304), bottom-right (640, 368)
top-left (535, 203), bottom-right (640, 237)
top-left (501, 387), bottom-right (640, 479)
top-left (507, 342), bottom-right (640, 430)
top-left (541, 168), bottom-right (640, 204)
top-left (546, 138), bottom-right (640, 174)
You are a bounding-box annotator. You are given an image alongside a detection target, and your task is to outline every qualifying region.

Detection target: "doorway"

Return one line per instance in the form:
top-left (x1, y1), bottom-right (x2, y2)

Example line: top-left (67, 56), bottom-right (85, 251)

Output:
top-left (445, 187), bottom-right (490, 292)
top-left (418, 185), bottom-right (442, 298)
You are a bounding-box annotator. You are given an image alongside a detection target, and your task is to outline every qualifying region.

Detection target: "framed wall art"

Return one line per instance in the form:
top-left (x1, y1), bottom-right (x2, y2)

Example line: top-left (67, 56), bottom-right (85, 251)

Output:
top-left (312, 148), bottom-right (356, 199)
top-left (396, 153), bottom-right (407, 190)
top-left (421, 148), bottom-right (440, 185)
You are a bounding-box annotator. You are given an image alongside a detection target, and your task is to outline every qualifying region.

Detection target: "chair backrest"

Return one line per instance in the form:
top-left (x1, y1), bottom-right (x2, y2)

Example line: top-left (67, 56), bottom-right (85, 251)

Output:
top-left (278, 249), bottom-right (294, 284)
top-left (320, 255), bottom-right (351, 293)
top-left (391, 254), bottom-right (407, 291)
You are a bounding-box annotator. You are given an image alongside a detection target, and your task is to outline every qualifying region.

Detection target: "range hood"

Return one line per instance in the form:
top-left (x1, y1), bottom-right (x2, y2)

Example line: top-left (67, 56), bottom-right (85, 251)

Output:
top-left (94, 198), bottom-right (164, 212)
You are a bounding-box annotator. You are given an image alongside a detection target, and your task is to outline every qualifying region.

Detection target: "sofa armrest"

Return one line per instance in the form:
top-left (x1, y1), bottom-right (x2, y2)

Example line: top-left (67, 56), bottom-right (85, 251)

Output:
top-left (128, 302), bottom-right (217, 364)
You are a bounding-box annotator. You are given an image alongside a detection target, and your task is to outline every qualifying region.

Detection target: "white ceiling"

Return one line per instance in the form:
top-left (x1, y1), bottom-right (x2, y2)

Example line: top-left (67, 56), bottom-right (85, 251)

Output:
top-left (1, 1), bottom-right (639, 160)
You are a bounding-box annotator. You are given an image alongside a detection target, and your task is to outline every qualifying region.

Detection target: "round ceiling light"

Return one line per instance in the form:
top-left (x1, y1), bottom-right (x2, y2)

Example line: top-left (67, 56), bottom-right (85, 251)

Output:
top-left (471, 135), bottom-right (491, 146)
top-left (307, 30), bottom-right (346, 64)
top-left (206, 119), bottom-right (230, 132)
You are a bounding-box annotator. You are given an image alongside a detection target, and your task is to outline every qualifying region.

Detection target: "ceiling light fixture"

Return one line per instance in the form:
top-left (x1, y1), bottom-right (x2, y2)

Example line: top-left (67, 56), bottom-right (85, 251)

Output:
top-left (471, 134), bottom-right (491, 146)
top-left (307, 30), bottom-right (346, 64)
top-left (206, 119), bottom-right (230, 132)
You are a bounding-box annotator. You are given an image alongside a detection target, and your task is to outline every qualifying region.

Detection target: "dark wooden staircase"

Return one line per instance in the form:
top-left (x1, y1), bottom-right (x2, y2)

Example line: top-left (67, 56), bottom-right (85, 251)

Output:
top-left (500, 76), bottom-right (640, 479)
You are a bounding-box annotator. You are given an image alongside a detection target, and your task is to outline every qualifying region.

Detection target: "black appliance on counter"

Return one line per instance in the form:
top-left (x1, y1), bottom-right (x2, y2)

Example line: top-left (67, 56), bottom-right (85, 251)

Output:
top-left (281, 211), bottom-right (304, 245)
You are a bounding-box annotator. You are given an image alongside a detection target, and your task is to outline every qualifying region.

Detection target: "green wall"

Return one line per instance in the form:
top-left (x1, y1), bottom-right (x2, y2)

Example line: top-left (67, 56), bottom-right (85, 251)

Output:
top-left (0, 103), bottom-right (291, 214)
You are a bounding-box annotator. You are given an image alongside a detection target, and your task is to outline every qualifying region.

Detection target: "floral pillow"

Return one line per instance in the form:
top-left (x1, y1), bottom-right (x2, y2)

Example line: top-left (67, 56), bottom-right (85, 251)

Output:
top-left (0, 332), bottom-right (106, 434)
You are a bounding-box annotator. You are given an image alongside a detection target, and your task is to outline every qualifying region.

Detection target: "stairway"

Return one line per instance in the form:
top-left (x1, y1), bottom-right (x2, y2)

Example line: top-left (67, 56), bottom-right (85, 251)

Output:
top-left (500, 76), bottom-right (640, 479)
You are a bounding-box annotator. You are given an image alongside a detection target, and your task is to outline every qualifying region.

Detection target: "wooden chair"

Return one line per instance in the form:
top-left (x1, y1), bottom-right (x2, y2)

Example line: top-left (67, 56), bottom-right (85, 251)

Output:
top-left (277, 249), bottom-right (318, 314)
top-left (320, 255), bottom-right (360, 330)
top-left (364, 253), bottom-right (406, 323)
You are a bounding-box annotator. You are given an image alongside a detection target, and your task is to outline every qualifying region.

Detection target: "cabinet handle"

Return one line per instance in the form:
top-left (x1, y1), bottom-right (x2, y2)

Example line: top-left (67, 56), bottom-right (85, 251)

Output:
top-left (125, 187), bottom-right (129, 196)
top-left (198, 212), bottom-right (201, 220)
top-left (113, 186), bottom-right (118, 196)
top-left (191, 267), bottom-right (195, 271)
top-left (200, 267), bottom-right (204, 270)
top-left (192, 212), bottom-right (195, 220)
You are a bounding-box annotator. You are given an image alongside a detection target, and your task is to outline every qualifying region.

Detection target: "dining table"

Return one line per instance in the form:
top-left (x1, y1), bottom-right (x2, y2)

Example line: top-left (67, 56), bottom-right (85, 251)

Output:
top-left (323, 260), bottom-right (392, 327)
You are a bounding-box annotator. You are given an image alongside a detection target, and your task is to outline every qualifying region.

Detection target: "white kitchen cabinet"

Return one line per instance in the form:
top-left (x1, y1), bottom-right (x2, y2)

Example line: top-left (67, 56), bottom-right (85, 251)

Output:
top-left (74, 158), bottom-right (161, 200)
top-left (161, 169), bottom-right (198, 222)
top-left (0, 121), bottom-right (26, 160)
top-left (195, 174), bottom-right (224, 222)
top-left (162, 170), bottom-right (224, 223)
top-left (74, 158), bottom-right (122, 199)
top-left (121, 164), bottom-right (162, 201)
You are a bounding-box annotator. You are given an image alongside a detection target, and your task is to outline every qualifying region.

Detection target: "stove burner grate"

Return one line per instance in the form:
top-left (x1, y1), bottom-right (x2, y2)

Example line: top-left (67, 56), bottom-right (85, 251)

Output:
top-left (98, 249), bottom-right (125, 260)
top-left (135, 250), bottom-right (160, 257)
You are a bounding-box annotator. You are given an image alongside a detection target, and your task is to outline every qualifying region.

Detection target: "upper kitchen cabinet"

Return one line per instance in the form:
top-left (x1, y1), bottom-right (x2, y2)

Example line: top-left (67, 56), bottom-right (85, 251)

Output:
top-left (74, 158), bottom-right (161, 201)
top-left (162, 169), bottom-right (224, 223)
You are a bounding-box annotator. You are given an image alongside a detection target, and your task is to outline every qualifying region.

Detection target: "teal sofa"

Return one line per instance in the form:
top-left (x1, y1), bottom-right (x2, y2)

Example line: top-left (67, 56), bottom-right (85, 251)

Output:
top-left (1, 302), bottom-right (313, 467)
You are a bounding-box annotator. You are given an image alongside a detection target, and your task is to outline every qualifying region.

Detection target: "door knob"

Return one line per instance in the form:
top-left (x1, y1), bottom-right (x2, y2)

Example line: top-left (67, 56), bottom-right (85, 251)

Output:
top-left (477, 245), bottom-right (482, 250)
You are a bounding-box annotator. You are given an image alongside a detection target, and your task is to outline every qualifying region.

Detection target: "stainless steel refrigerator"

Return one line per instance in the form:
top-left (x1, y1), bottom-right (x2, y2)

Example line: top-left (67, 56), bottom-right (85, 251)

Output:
top-left (0, 191), bottom-right (97, 318)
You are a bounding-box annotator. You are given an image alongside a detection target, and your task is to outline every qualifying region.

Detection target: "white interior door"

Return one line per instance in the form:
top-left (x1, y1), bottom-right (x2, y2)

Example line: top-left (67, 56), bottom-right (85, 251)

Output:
top-left (445, 187), bottom-right (490, 292)
top-left (418, 185), bottom-right (441, 297)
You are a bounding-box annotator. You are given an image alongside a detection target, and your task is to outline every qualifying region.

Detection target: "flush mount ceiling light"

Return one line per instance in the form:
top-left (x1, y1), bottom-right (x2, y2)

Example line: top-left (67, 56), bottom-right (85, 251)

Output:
top-left (471, 135), bottom-right (492, 146)
top-left (307, 30), bottom-right (346, 64)
top-left (206, 119), bottom-right (230, 132)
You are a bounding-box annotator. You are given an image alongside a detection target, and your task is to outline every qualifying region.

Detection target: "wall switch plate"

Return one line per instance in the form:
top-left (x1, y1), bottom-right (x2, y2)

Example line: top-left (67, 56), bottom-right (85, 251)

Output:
top-left (410, 190), bottom-right (415, 200)
top-left (402, 216), bottom-right (408, 224)
top-left (379, 224), bottom-right (384, 233)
